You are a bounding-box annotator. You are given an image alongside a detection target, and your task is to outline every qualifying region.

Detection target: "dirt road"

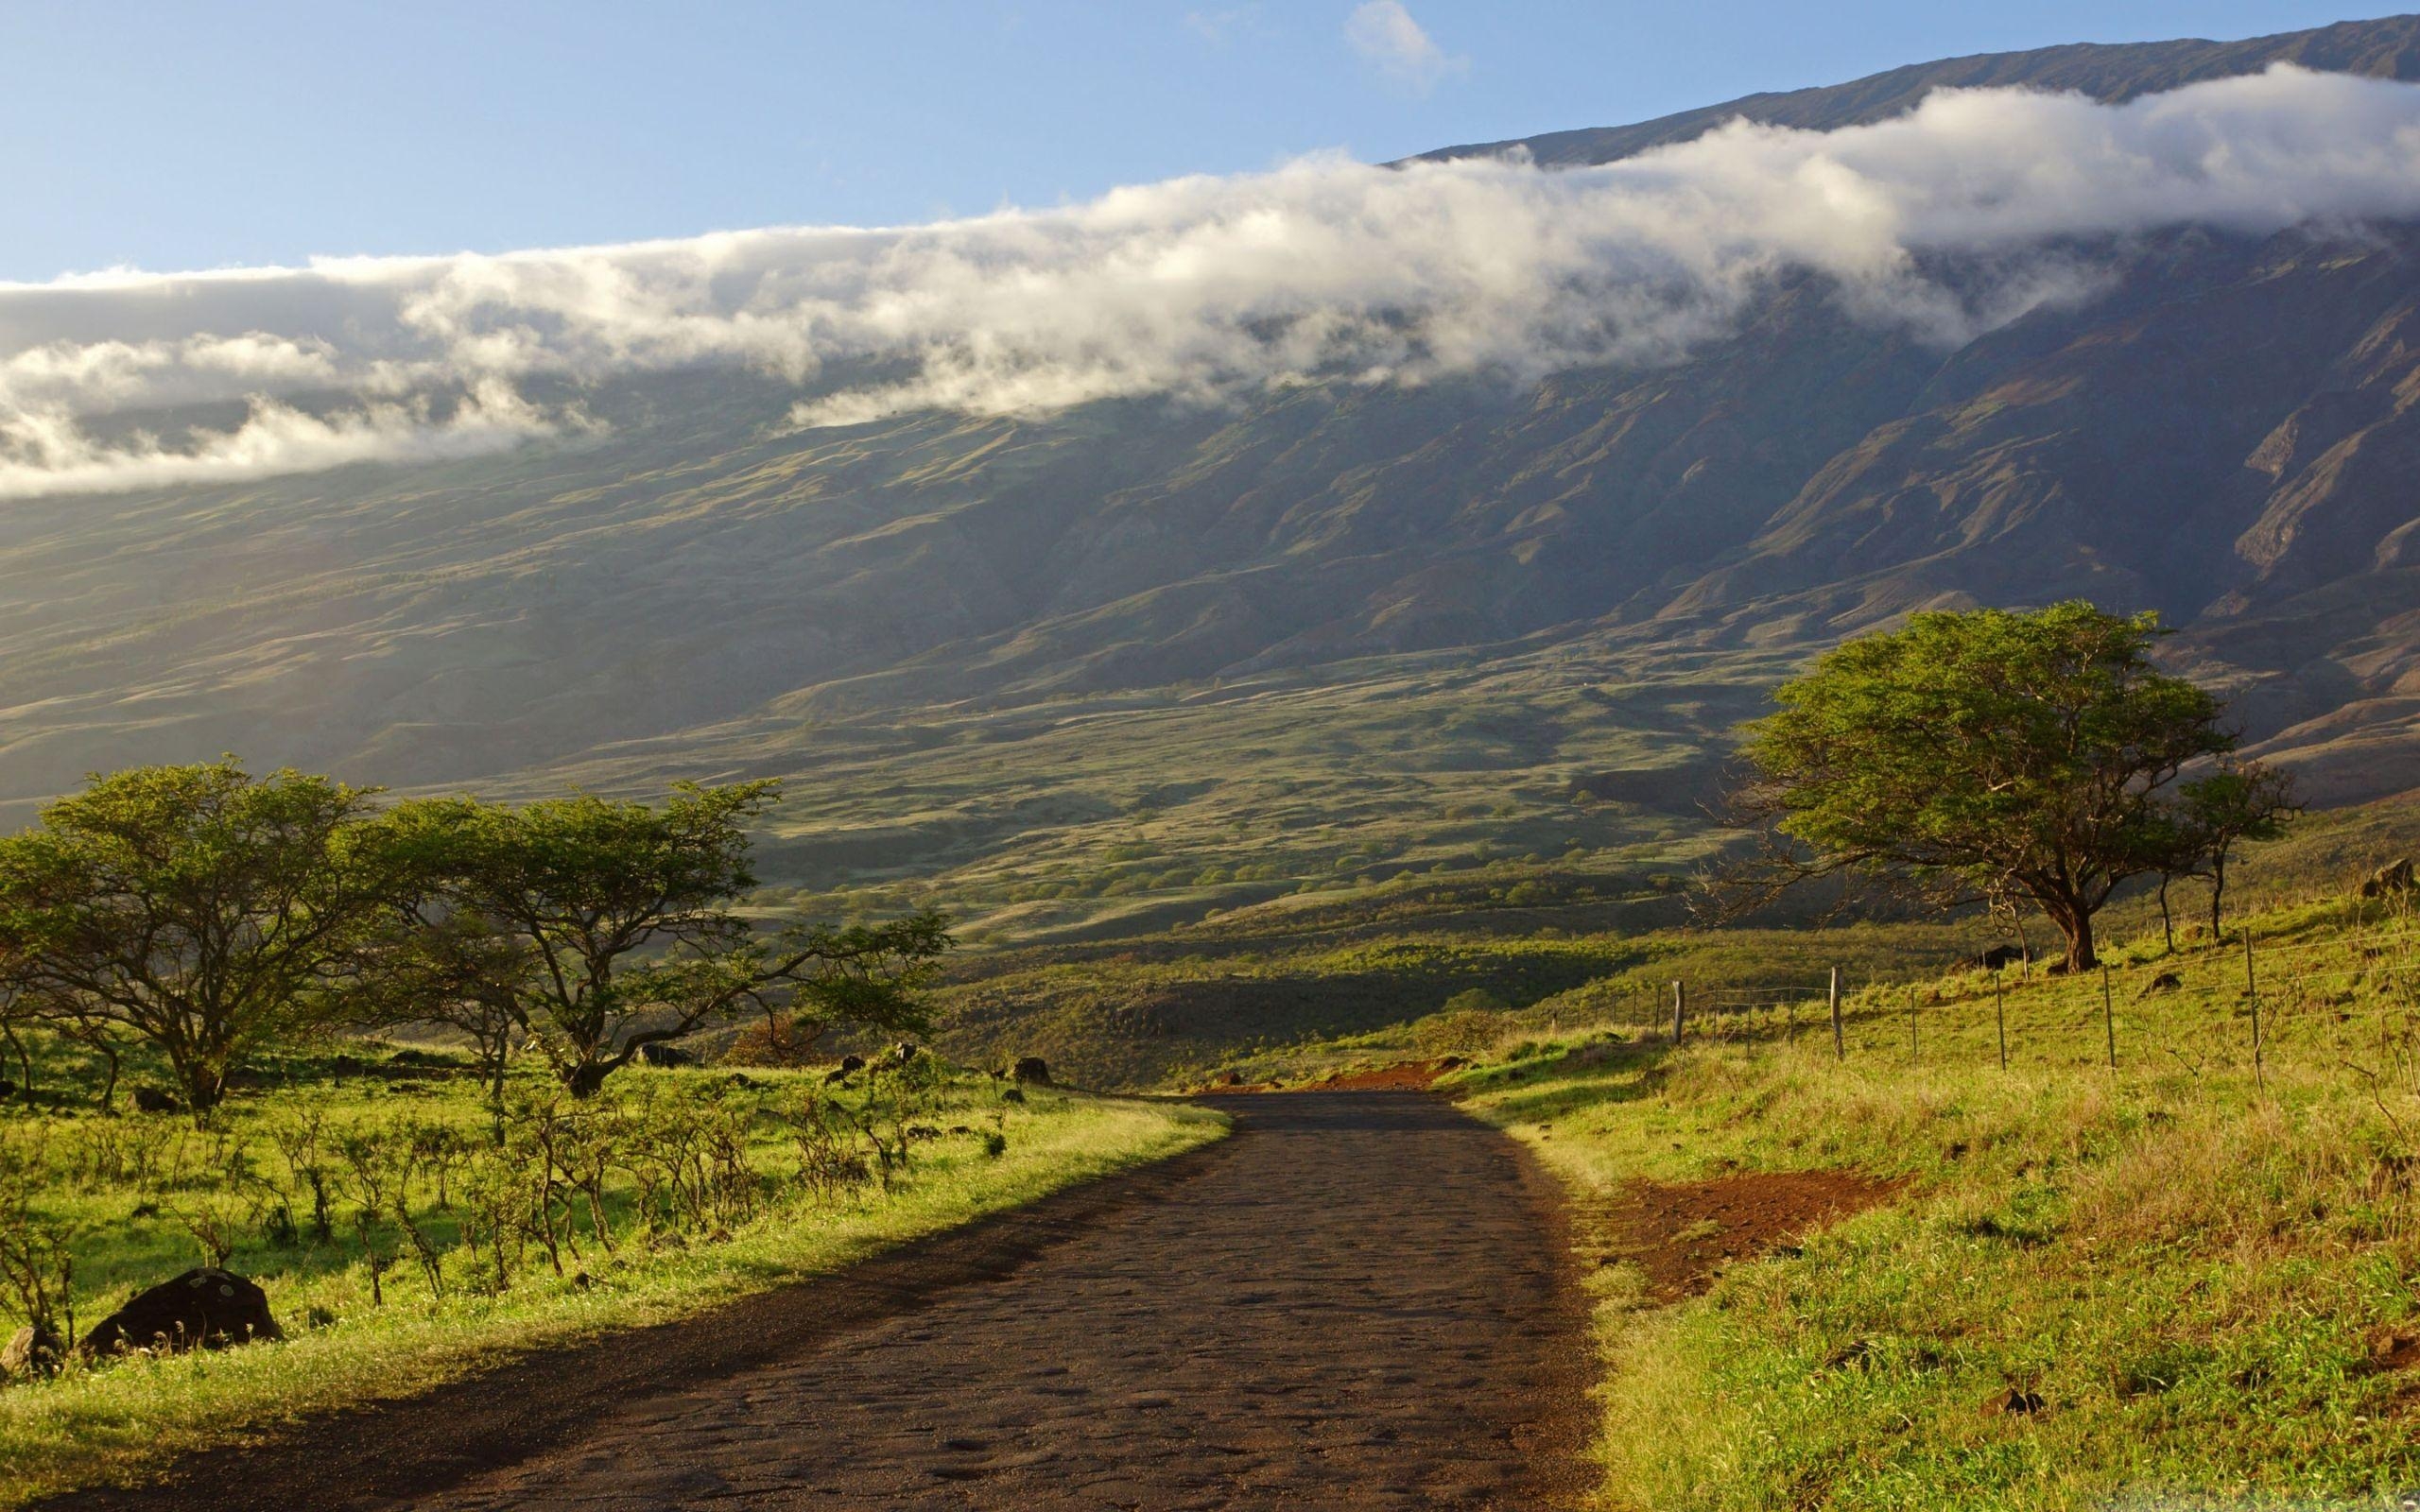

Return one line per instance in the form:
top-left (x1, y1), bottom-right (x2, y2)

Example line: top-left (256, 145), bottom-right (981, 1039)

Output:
top-left (52, 1092), bottom-right (1589, 1510)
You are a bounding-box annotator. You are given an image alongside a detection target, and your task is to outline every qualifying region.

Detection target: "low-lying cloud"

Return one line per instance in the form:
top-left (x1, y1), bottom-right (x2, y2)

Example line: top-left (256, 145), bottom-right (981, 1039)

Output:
top-left (8, 63), bottom-right (2420, 499)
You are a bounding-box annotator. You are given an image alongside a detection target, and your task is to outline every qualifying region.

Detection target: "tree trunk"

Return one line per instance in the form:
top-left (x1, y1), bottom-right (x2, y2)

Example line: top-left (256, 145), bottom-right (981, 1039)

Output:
top-left (484, 1037), bottom-right (510, 1145)
top-left (184, 1063), bottom-right (226, 1123)
top-left (92, 1036), bottom-right (119, 1109)
top-left (2065, 912), bottom-right (2098, 973)
top-left (164, 1043), bottom-right (225, 1123)
top-left (1, 1021), bottom-right (30, 1103)
top-left (2037, 890), bottom-right (2099, 973)
top-left (563, 1059), bottom-right (610, 1098)
top-left (2158, 877), bottom-right (2175, 954)
top-left (2207, 854), bottom-right (2228, 941)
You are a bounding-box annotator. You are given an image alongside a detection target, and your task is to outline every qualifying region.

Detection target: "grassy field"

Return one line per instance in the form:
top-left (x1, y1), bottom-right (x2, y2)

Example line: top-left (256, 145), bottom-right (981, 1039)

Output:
top-left (704, 643), bottom-right (1776, 948)
top-left (1439, 893), bottom-right (2420, 1509)
top-left (0, 1052), bottom-right (1224, 1505)
top-left (923, 786), bottom-right (2420, 1091)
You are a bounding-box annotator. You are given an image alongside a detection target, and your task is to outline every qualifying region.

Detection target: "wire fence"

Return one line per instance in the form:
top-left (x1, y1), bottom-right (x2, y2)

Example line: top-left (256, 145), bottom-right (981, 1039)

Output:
top-left (1543, 917), bottom-right (2420, 1086)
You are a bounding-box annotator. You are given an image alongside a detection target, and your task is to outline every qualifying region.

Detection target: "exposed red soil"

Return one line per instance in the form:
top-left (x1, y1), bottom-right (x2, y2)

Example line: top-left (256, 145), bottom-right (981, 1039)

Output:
top-left (1312, 1057), bottom-right (1461, 1090)
top-left (1584, 1169), bottom-right (1904, 1299)
top-left (1196, 1057), bottom-right (1461, 1094)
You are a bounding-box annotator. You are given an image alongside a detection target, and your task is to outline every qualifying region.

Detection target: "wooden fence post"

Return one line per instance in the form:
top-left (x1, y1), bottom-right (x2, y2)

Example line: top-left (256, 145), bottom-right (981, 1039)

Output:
top-left (2101, 964), bottom-right (2117, 1070)
top-left (1828, 967), bottom-right (1843, 1062)
top-left (1909, 986), bottom-right (1918, 1062)
top-left (1995, 971), bottom-right (2008, 1071)
top-left (2244, 931), bottom-right (2264, 1091)
top-left (1671, 980), bottom-right (1685, 1046)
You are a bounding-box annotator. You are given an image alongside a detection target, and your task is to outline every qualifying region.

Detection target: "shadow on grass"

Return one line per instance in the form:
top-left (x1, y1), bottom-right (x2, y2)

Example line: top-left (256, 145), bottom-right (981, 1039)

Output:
top-left (1455, 1036), bottom-right (1680, 1124)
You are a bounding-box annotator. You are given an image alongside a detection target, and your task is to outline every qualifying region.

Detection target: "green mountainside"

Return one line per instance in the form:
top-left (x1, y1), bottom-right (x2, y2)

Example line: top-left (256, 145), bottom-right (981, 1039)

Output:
top-left (4, 15), bottom-right (2420, 955)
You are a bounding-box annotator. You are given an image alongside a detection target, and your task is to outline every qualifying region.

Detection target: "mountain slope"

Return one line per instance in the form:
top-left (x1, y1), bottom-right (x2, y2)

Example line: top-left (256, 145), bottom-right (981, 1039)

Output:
top-left (3, 16), bottom-right (2420, 931)
top-left (1420, 14), bottom-right (2420, 166)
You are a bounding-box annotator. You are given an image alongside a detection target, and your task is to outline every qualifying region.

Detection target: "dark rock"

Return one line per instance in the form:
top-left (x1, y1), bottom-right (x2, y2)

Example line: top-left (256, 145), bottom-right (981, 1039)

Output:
top-left (1011, 1057), bottom-right (1051, 1085)
top-left (823, 1054), bottom-right (866, 1085)
top-left (130, 1086), bottom-right (179, 1114)
top-left (1, 1321), bottom-right (63, 1380)
top-left (632, 1041), bottom-right (696, 1069)
top-left (80, 1267), bottom-right (283, 1359)
top-left (2361, 859), bottom-right (2415, 898)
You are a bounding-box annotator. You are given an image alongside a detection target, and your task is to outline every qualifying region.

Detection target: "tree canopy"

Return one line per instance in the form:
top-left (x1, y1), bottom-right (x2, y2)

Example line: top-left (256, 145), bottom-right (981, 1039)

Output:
top-left (381, 781), bottom-right (950, 1097)
top-left (0, 760), bottom-right (400, 1113)
top-left (1724, 601), bottom-right (2291, 971)
top-left (0, 764), bottom-right (955, 1116)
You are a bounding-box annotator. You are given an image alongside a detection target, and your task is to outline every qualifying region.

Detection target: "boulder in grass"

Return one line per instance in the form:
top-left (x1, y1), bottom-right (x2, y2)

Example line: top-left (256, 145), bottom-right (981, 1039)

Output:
top-left (1011, 1057), bottom-right (1051, 1086)
top-left (1984, 1385), bottom-right (2048, 1417)
top-left (2361, 859), bottom-right (2416, 898)
top-left (1, 1321), bottom-right (62, 1380)
top-left (80, 1267), bottom-right (282, 1359)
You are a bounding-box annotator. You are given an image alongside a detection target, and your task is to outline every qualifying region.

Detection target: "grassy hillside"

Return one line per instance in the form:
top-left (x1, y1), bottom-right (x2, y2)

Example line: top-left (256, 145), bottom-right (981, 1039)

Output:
top-left (918, 783), bottom-right (2420, 1091)
top-left (11, 20), bottom-right (2420, 882)
top-left (1444, 890), bottom-right (2420, 1508)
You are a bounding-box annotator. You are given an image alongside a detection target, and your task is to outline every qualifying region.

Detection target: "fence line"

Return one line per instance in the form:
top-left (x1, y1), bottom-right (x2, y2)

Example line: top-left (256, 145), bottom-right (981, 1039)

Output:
top-left (1574, 919), bottom-right (2420, 1083)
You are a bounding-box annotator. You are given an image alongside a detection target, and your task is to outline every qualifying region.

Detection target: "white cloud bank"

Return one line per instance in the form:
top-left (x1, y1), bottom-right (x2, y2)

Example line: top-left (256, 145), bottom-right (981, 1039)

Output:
top-left (8, 64), bottom-right (2420, 498)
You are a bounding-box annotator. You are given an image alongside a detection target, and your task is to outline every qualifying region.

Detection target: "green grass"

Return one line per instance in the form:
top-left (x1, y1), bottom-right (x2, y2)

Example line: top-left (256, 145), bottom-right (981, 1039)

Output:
top-left (1448, 896), bottom-right (2420, 1509)
top-left (0, 1056), bottom-right (1224, 1505)
top-left (925, 784), bottom-right (2420, 1091)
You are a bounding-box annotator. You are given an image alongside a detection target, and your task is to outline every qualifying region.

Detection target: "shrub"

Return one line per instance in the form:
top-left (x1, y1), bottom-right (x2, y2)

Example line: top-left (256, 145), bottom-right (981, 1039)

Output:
top-left (1415, 991), bottom-right (1512, 1056)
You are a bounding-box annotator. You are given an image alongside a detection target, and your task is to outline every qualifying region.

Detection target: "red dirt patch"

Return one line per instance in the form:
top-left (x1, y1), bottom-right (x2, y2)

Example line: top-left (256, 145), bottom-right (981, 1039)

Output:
top-left (1314, 1058), bottom-right (1461, 1091)
top-left (1194, 1059), bottom-right (1461, 1094)
top-left (1586, 1169), bottom-right (1902, 1298)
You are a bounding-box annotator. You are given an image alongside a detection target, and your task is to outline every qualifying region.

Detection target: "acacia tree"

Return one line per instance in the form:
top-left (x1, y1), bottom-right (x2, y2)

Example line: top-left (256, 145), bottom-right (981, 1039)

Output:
top-left (1721, 602), bottom-right (2261, 972)
top-left (0, 760), bottom-right (400, 1117)
top-left (2175, 760), bottom-right (2299, 941)
top-left (349, 908), bottom-right (529, 1142)
top-left (384, 781), bottom-right (950, 1097)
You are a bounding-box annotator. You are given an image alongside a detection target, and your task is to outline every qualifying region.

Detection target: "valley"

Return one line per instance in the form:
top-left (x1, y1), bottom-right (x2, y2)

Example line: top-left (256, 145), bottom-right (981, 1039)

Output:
top-left (13, 10), bottom-right (2420, 1510)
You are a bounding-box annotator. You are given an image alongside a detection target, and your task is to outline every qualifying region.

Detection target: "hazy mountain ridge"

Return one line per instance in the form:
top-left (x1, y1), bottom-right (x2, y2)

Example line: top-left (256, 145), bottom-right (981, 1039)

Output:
top-left (1419, 15), bottom-right (2420, 166)
top-left (4, 16), bottom-right (2420, 903)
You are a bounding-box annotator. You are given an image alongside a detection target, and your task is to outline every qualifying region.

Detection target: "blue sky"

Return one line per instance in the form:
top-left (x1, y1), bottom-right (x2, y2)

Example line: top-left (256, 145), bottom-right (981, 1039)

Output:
top-left (0, 1), bottom-right (2401, 281)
